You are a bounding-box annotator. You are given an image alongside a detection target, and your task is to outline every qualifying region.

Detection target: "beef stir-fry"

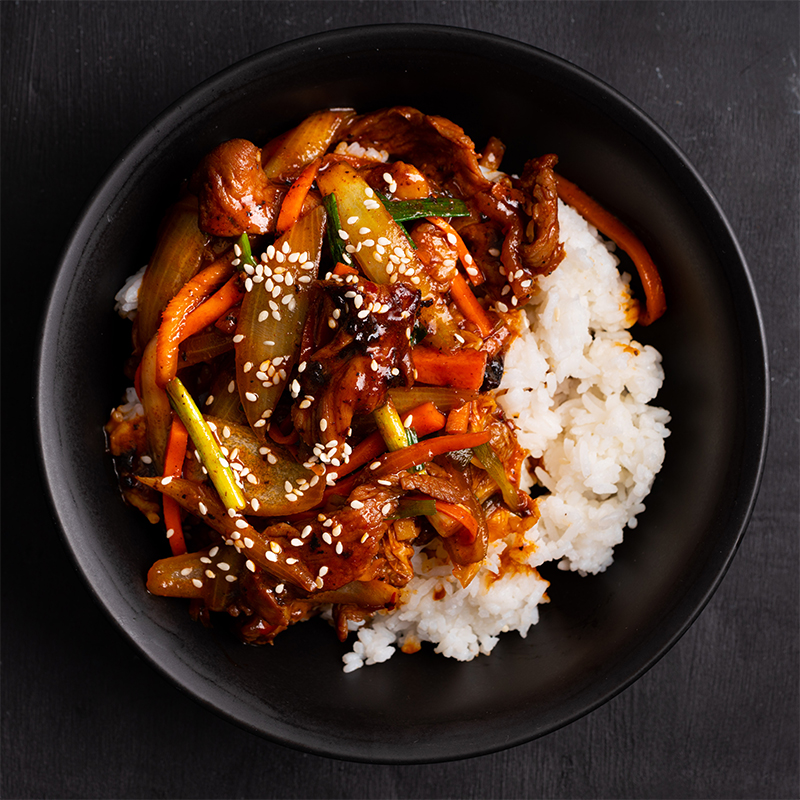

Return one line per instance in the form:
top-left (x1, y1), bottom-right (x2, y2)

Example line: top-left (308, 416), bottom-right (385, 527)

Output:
top-left (106, 107), bottom-right (665, 648)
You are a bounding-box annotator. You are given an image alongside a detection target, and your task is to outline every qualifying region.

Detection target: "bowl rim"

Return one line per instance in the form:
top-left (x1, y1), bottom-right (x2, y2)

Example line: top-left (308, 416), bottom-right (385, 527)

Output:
top-left (36, 23), bottom-right (770, 762)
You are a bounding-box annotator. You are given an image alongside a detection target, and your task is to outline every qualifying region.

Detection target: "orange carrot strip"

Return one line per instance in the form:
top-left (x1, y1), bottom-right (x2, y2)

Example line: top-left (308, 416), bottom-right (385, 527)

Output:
top-left (321, 472), bottom-right (359, 504)
top-left (327, 402), bottom-right (448, 481)
top-left (181, 275), bottom-right (243, 342)
top-left (449, 273), bottom-right (493, 338)
top-left (434, 500), bottom-right (478, 544)
top-left (374, 431), bottom-right (490, 476)
top-left (332, 431), bottom-right (386, 479)
top-left (400, 401), bottom-right (447, 435)
top-left (445, 402), bottom-right (470, 434)
top-left (413, 346), bottom-right (488, 391)
top-left (428, 216), bottom-right (484, 286)
top-left (162, 418), bottom-right (188, 556)
top-left (555, 174), bottom-right (666, 325)
top-left (275, 157), bottom-right (321, 234)
top-left (332, 261), bottom-right (360, 276)
top-left (155, 254), bottom-right (235, 388)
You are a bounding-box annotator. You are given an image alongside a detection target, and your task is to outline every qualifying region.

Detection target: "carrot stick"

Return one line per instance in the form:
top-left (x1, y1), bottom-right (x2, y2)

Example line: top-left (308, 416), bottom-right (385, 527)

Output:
top-left (427, 216), bottom-right (484, 286)
top-left (181, 275), bottom-right (243, 342)
top-left (445, 402), bottom-right (471, 434)
top-left (332, 261), bottom-right (361, 276)
top-left (434, 500), bottom-right (478, 543)
top-left (275, 157), bottom-right (320, 234)
top-left (413, 346), bottom-right (488, 391)
top-left (555, 173), bottom-right (666, 325)
top-left (155, 254), bottom-right (235, 388)
top-left (400, 401), bottom-right (447, 435)
top-left (327, 402), bottom-right (448, 481)
top-left (373, 430), bottom-right (490, 476)
top-left (162, 417), bottom-right (188, 555)
top-left (449, 273), bottom-right (493, 338)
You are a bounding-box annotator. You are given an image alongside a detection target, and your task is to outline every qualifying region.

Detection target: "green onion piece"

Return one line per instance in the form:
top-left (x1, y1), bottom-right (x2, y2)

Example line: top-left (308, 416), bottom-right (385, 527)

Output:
top-left (322, 192), bottom-right (352, 268)
top-left (373, 399), bottom-right (409, 452)
top-left (473, 442), bottom-right (521, 512)
top-left (166, 377), bottom-right (247, 512)
top-left (404, 426), bottom-right (424, 472)
top-left (387, 497), bottom-right (437, 519)
top-left (380, 195), bottom-right (470, 223)
top-left (236, 232), bottom-right (257, 271)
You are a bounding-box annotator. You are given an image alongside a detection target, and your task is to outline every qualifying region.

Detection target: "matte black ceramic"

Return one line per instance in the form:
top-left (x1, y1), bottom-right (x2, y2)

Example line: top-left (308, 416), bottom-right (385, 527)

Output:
top-left (37, 25), bottom-right (768, 763)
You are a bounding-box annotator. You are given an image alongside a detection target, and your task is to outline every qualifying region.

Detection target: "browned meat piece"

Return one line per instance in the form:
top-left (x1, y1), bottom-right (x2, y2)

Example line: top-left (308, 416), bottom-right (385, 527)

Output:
top-left (262, 481), bottom-right (402, 592)
top-left (342, 107), bottom-right (491, 197)
top-left (291, 275), bottom-right (420, 463)
top-left (409, 221), bottom-right (460, 291)
top-left (192, 139), bottom-right (282, 237)
top-left (364, 160), bottom-right (432, 200)
top-left (516, 155), bottom-right (565, 278)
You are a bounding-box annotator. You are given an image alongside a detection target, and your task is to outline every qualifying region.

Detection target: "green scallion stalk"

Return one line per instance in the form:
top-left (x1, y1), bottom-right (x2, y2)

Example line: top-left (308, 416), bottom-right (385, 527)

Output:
top-left (166, 377), bottom-right (247, 512)
top-left (380, 195), bottom-right (470, 223)
top-left (472, 442), bottom-right (521, 512)
top-left (373, 399), bottom-right (409, 452)
top-left (321, 192), bottom-right (352, 268)
top-left (236, 232), bottom-right (257, 271)
top-left (388, 497), bottom-right (437, 519)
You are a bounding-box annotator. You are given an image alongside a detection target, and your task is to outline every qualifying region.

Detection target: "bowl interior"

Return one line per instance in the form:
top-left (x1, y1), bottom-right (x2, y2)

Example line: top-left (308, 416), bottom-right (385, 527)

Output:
top-left (37, 25), bottom-right (767, 762)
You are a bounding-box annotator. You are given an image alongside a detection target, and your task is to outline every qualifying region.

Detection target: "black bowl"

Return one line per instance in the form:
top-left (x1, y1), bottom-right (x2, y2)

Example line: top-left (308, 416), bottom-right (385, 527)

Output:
top-left (36, 25), bottom-right (768, 763)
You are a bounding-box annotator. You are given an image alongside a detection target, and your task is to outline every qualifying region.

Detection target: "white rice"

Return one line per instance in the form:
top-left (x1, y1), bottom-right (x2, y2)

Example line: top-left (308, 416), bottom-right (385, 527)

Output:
top-left (342, 200), bottom-right (670, 671)
top-left (114, 264), bottom-right (146, 319)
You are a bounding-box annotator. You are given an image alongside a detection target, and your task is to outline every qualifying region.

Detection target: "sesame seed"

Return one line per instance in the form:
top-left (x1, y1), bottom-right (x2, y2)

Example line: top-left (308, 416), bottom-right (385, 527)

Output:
top-left (335, 542), bottom-right (343, 554)
top-left (360, 532), bottom-right (369, 543)
top-left (192, 578), bottom-right (203, 588)
top-left (381, 502), bottom-right (392, 515)
top-left (226, 574), bottom-right (237, 583)
top-left (319, 418), bottom-right (328, 432)
top-left (141, 455), bottom-right (152, 464)
top-left (275, 583), bottom-right (284, 593)
top-left (286, 557), bottom-right (298, 565)
top-left (228, 380), bottom-right (236, 393)
top-left (205, 569), bottom-right (216, 579)
top-left (322, 532), bottom-right (332, 545)
top-left (180, 567), bottom-right (192, 576)
top-left (235, 519), bottom-right (248, 529)
top-left (286, 493), bottom-right (298, 502)
top-left (318, 566), bottom-right (329, 577)
top-left (245, 391), bottom-right (258, 402)
top-left (198, 502), bottom-right (208, 516)
top-left (246, 560), bottom-right (256, 572)
top-left (370, 461), bottom-right (381, 470)
top-left (161, 476), bottom-right (173, 485)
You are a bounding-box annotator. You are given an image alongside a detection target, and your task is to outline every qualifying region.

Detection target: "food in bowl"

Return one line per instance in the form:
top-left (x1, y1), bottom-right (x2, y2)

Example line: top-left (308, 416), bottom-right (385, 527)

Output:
top-left (105, 106), bottom-right (669, 671)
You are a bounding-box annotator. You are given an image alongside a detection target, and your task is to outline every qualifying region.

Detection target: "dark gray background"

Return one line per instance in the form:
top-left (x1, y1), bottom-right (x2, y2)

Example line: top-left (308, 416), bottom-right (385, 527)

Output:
top-left (2, 1), bottom-right (797, 797)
